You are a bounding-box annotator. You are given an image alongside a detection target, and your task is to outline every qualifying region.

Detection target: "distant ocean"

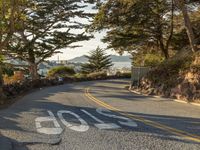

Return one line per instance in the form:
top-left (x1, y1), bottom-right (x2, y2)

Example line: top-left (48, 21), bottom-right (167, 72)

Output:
top-left (113, 62), bottom-right (132, 69)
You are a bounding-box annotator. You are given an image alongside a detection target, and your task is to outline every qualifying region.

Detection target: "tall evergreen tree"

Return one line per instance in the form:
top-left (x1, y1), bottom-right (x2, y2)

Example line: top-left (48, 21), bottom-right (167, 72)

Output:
top-left (0, 0), bottom-right (25, 99)
top-left (91, 0), bottom-right (175, 59)
top-left (4, 0), bottom-right (95, 80)
top-left (81, 47), bottom-right (113, 73)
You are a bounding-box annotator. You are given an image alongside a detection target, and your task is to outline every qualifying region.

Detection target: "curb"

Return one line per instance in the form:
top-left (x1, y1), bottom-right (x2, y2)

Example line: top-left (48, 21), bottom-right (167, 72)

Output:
top-left (129, 89), bottom-right (200, 107)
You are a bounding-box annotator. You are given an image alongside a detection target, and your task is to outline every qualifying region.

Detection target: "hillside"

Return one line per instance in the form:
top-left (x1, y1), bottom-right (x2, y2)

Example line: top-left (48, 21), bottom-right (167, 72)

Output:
top-left (136, 50), bottom-right (200, 103)
top-left (68, 55), bottom-right (131, 63)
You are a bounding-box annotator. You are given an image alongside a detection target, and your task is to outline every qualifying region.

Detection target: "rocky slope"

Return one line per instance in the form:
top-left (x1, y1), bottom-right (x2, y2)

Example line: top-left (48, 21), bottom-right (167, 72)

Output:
top-left (135, 51), bottom-right (200, 103)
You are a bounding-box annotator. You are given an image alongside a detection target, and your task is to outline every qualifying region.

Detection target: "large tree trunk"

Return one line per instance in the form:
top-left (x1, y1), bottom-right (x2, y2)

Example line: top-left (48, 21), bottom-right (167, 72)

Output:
top-left (175, 0), bottom-right (197, 52)
top-left (159, 39), bottom-right (170, 59)
top-left (30, 63), bottom-right (39, 80)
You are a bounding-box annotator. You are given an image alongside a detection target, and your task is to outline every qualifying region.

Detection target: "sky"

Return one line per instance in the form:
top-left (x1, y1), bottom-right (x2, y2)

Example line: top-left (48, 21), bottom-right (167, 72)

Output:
top-left (48, 2), bottom-right (122, 61)
top-left (48, 31), bottom-right (120, 61)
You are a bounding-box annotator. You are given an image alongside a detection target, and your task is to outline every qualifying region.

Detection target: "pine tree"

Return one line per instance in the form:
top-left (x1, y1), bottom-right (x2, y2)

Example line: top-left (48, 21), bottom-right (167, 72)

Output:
top-left (81, 47), bottom-right (113, 73)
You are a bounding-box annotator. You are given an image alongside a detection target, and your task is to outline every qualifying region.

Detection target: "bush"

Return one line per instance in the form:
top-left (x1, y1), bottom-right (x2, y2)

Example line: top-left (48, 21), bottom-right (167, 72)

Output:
top-left (87, 71), bottom-right (107, 80)
top-left (116, 71), bottom-right (131, 78)
top-left (133, 52), bottom-right (164, 67)
top-left (48, 66), bottom-right (75, 77)
top-left (74, 73), bottom-right (87, 79)
top-left (140, 54), bottom-right (194, 91)
top-left (2, 78), bottom-right (65, 98)
top-left (3, 72), bottom-right (24, 85)
top-left (143, 54), bottom-right (164, 67)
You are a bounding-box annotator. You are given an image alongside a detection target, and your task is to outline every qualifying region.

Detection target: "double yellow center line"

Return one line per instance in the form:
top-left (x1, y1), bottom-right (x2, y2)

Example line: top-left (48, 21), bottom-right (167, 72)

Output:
top-left (84, 87), bottom-right (200, 143)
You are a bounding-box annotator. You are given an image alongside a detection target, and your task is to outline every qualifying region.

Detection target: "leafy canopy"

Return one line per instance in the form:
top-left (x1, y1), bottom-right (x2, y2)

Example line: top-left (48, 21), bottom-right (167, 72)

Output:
top-left (91, 0), bottom-right (174, 59)
top-left (6, 0), bottom-right (95, 64)
top-left (0, 0), bottom-right (26, 51)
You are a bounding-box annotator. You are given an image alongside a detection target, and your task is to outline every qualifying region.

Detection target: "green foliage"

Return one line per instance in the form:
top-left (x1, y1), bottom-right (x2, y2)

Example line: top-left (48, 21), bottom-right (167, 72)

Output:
top-left (133, 51), bottom-right (164, 67)
top-left (48, 66), bottom-right (75, 77)
top-left (0, 0), bottom-right (26, 50)
top-left (116, 71), bottom-right (131, 78)
top-left (0, 55), bottom-right (3, 87)
top-left (86, 71), bottom-right (107, 80)
top-left (81, 47), bottom-right (113, 73)
top-left (6, 0), bottom-right (95, 79)
top-left (0, 55), bottom-right (13, 76)
top-left (91, 0), bottom-right (174, 59)
top-left (146, 55), bottom-right (194, 88)
top-left (2, 67), bottom-right (14, 77)
top-left (74, 73), bottom-right (87, 79)
top-left (171, 8), bottom-right (200, 51)
top-left (0, 55), bottom-right (3, 63)
top-left (143, 54), bottom-right (164, 67)
top-left (8, 0), bottom-right (94, 61)
top-left (171, 30), bottom-right (189, 51)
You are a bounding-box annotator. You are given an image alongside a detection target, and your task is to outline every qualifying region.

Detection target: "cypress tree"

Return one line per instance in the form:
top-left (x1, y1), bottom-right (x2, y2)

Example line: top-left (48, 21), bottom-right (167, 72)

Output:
top-left (6, 0), bottom-right (95, 80)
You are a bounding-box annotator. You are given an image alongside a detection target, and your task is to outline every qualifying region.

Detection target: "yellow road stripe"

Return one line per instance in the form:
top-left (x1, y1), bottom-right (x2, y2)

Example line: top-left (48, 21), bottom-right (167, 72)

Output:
top-left (84, 88), bottom-right (200, 143)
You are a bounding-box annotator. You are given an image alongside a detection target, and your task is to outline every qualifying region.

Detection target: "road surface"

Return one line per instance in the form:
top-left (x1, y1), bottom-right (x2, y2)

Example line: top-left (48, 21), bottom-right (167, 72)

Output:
top-left (0, 79), bottom-right (200, 150)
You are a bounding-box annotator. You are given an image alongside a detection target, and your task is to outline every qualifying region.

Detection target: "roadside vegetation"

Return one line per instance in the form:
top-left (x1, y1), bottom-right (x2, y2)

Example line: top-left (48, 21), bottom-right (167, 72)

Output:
top-left (0, 0), bottom-right (200, 105)
top-left (0, 0), bottom-right (97, 104)
top-left (48, 66), bottom-right (76, 78)
top-left (47, 49), bottom-right (130, 81)
top-left (90, 0), bottom-right (200, 102)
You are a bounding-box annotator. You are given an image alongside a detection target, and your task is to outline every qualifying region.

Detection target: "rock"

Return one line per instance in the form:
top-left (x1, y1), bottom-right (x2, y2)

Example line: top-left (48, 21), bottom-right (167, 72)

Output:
top-left (193, 91), bottom-right (200, 100)
top-left (158, 84), bottom-right (165, 93)
top-left (193, 55), bottom-right (200, 65)
top-left (164, 90), bottom-right (171, 97)
top-left (147, 88), bottom-right (155, 95)
top-left (170, 85), bottom-right (181, 97)
top-left (0, 92), bottom-right (8, 105)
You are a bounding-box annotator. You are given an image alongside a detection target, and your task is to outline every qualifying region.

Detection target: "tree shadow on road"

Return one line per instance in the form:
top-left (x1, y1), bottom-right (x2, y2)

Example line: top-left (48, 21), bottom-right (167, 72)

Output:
top-left (0, 134), bottom-right (28, 150)
top-left (0, 81), bottom-right (199, 147)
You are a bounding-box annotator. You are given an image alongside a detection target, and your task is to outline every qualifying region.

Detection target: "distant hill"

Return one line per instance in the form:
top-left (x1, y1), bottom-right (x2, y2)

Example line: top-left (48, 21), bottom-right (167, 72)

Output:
top-left (68, 55), bottom-right (131, 63)
top-left (68, 56), bottom-right (88, 63)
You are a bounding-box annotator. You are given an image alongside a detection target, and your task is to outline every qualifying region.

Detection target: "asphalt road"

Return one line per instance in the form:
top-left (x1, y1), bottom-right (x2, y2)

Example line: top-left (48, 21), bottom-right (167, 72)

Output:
top-left (0, 79), bottom-right (200, 150)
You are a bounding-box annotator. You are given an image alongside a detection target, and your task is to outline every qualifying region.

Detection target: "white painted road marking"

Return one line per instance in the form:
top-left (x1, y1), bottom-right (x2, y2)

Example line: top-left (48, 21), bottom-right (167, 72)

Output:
top-left (57, 110), bottom-right (89, 132)
top-left (35, 109), bottom-right (138, 135)
top-left (81, 109), bottom-right (121, 129)
top-left (35, 111), bottom-right (63, 135)
top-left (96, 108), bottom-right (138, 127)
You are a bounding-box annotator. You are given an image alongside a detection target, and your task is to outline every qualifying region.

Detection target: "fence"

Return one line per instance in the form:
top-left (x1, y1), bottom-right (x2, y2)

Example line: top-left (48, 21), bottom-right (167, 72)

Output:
top-left (131, 66), bottom-right (151, 87)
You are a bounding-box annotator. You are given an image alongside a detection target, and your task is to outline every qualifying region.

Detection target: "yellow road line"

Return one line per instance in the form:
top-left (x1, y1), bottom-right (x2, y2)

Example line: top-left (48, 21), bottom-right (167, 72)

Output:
top-left (84, 88), bottom-right (200, 143)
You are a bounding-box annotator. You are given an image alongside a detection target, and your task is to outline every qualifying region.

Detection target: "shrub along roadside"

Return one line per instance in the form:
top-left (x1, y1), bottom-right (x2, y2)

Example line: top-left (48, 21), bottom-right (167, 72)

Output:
top-left (0, 71), bottom-right (131, 107)
top-left (47, 66), bottom-right (76, 78)
top-left (1, 78), bottom-right (60, 105)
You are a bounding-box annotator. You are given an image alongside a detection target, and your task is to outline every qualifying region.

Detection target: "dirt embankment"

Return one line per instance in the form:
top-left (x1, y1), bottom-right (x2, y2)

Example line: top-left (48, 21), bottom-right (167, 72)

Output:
top-left (135, 51), bottom-right (200, 103)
